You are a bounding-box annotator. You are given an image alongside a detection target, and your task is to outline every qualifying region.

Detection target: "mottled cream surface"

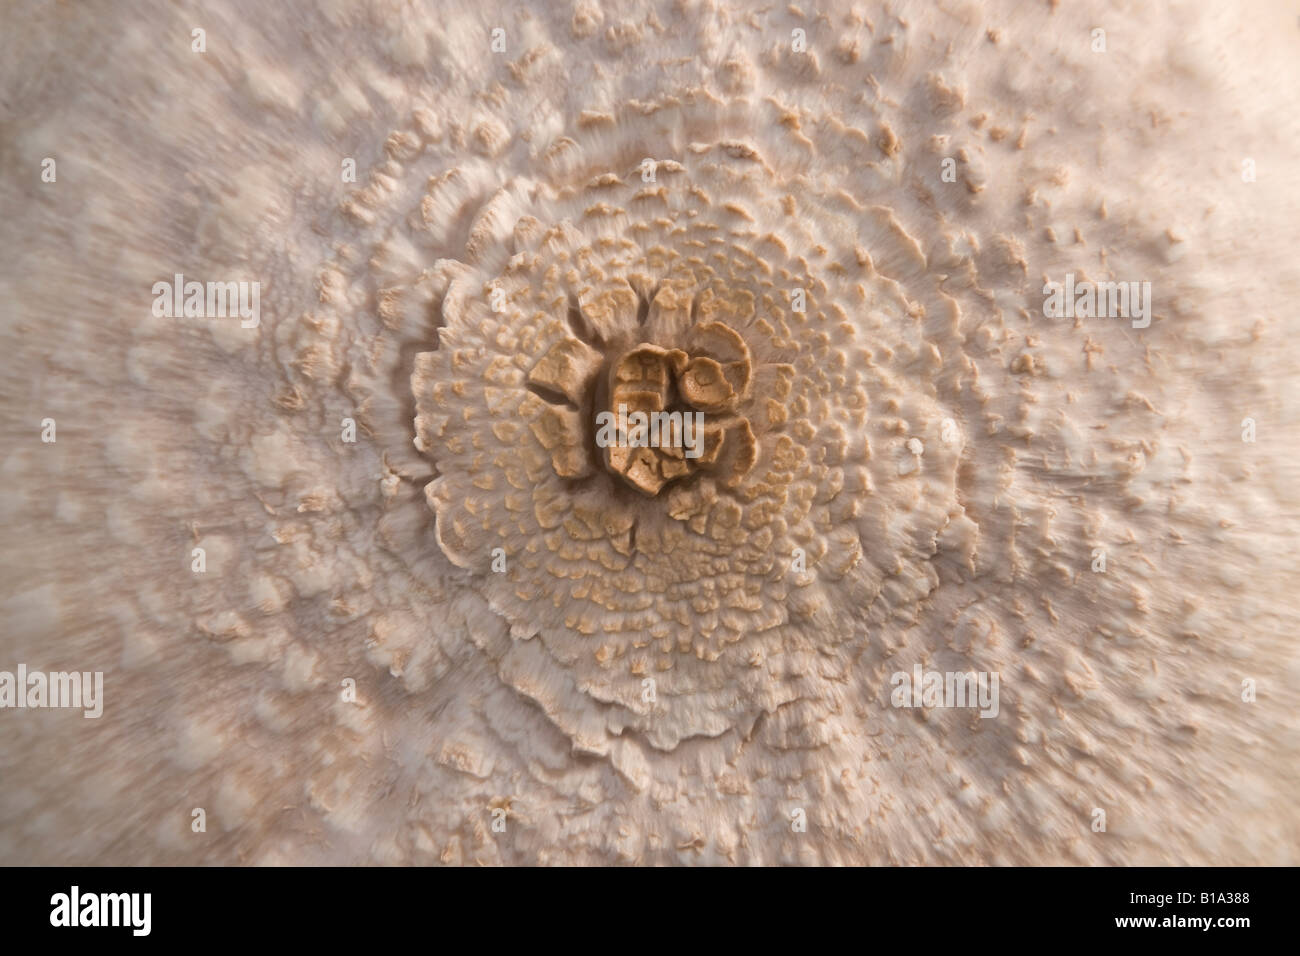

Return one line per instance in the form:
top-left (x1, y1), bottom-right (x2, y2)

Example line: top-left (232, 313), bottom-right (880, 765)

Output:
top-left (1, 0), bottom-right (1298, 864)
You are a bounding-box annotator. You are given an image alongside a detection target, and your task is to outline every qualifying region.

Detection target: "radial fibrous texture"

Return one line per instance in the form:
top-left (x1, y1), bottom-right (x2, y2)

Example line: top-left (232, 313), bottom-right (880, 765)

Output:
top-left (1, 0), bottom-right (1298, 865)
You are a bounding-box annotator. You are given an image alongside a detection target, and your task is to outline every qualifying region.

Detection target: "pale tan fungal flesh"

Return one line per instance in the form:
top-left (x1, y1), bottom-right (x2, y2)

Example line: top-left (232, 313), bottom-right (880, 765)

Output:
top-left (1, 0), bottom-right (1299, 865)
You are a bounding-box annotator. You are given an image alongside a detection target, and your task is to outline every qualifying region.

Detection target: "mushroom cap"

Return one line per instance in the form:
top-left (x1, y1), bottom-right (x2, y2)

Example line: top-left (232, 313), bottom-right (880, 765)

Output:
top-left (1, 0), bottom-right (1299, 866)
